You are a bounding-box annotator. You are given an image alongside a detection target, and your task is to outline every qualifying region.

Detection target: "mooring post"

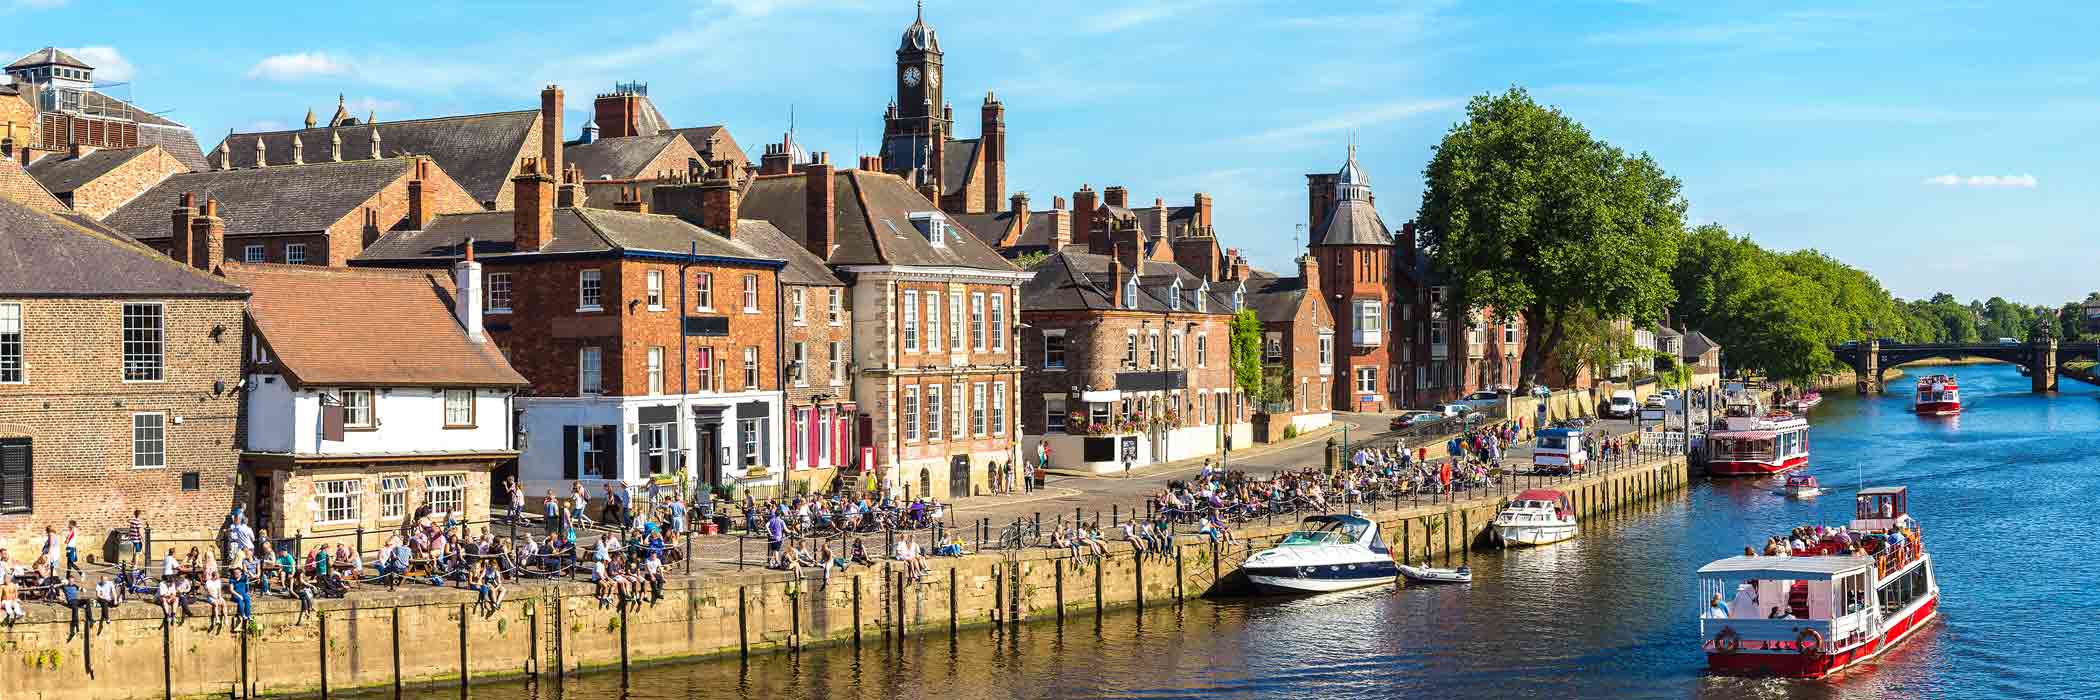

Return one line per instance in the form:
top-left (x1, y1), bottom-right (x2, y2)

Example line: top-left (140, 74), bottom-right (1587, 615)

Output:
top-left (318, 611), bottom-right (330, 699)
top-left (162, 615), bottom-right (173, 700)
top-left (853, 575), bottom-right (864, 645)
top-left (392, 606), bottom-right (403, 695)
top-left (458, 603), bottom-right (470, 699)
top-left (619, 593), bottom-right (632, 683)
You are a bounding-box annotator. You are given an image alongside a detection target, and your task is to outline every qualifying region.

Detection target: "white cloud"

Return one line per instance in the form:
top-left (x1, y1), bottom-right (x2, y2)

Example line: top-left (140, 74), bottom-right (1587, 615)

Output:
top-left (60, 46), bottom-right (132, 81)
top-left (246, 52), bottom-right (353, 81)
top-left (1923, 174), bottom-right (2037, 188)
top-left (1238, 98), bottom-right (1461, 144)
top-left (1085, 0), bottom-right (1209, 33)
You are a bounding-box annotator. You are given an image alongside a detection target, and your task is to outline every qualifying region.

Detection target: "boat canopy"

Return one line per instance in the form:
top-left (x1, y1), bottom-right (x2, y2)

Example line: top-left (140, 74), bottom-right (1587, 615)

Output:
top-left (1712, 431), bottom-right (1776, 441)
top-left (1512, 489), bottom-right (1573, 510)
top-left (1287, 514), bottom-right (1379, 547)
top-left (1696, 555), bottom-right (1870, 580)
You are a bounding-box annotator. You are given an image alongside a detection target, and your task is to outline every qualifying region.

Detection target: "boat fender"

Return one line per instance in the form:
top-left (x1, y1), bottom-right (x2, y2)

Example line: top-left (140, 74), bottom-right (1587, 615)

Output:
top-left (1797, 628), bottom-right (1824, 656)
top-left (1714, 627), bottom-right (1740, 654)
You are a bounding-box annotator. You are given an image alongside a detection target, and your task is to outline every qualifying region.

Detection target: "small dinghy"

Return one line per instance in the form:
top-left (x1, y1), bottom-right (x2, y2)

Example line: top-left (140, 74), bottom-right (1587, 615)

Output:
top-left (1774, 473), bottom-right (1824, 499)
top-left (1397, 564), bottom-right (1472, 584)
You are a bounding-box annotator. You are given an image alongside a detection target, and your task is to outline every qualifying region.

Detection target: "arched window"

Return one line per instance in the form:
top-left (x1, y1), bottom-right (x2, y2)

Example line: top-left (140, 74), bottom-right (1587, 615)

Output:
top-left (1123, 279), bottom-right (1138, 308)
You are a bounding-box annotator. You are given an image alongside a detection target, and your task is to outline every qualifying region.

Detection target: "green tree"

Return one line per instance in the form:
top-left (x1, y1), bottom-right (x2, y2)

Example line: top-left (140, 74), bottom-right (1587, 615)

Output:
top-left (1417, 87), bottom-right (1686, 386)
top-left (1010, 251), bottom-right (1050, 270)
top-left (1229, 308), bottom-right (1264, 396)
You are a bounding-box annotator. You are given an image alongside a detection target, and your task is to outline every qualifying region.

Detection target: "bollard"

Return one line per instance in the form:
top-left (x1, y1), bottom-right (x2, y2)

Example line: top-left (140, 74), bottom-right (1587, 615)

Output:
top-left (1112, 505), bottom-right (1119, 527)
top-left (318, 611), bottom-right (331, 699)
top-left (685, 530), bottom-right (694, 575)
top-left (738, 536), bottom-right (745, 570)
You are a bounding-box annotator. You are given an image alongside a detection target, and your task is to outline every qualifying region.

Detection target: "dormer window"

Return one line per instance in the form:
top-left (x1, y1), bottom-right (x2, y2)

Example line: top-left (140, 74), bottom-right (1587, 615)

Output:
top-left (1196, 282), bottom-right (1209, 312)
top-left (1122, 279), bottom-right (1138, 309)
top-left (908, 211), bottom-right (950, 247)
top-left (1233, 288), bottom-right (1245, 310)
top-left (1168, 280), bottom-right (1182, 311)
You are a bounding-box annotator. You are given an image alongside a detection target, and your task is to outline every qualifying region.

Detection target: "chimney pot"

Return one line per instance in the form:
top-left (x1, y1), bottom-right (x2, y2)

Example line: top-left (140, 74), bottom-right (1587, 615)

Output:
top-left (512, 157), bottom-right (556, 251)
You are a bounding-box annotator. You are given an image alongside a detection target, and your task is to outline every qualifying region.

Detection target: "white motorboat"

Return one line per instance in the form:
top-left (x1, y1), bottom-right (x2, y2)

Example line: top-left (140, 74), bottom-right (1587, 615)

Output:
top-left (1774, 473), bottom-right (1824, 499)
top-left (1242, 514), bottom-right (1398, 594)
top-left (1398, 563), bottom-right (1472, 584)
top-left (1493, 489), bottom-right (1578, 547)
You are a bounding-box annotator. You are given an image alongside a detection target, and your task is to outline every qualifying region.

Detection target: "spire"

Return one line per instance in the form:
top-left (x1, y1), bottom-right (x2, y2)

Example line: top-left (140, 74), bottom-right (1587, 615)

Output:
top-left (304, 107), bottom-right (317, 129)
top-left (1336, 142), bottom-right (1371, 202)
top-left (329, 93), bottom-right (353, 128)
top-left (900, 0), bottom-right (939, 51)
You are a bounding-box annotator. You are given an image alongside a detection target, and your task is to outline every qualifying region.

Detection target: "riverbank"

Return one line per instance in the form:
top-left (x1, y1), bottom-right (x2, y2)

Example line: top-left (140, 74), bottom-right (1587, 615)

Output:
top-left (2, 453), bottom-right (1691, 700)
top-left (1896, 356), bottom-right (2008, 367)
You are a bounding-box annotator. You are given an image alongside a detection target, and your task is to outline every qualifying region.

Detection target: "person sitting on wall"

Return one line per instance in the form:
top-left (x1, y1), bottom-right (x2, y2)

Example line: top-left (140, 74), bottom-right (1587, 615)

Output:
top-left (851, 538), bottom-right (874, 567)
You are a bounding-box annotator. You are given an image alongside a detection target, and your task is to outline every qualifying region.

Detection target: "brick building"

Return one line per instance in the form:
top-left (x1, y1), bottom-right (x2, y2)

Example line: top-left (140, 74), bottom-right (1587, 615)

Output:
top-left (876, 6), bottom-right (1008, 215)
top-left (565, 83), bottom-right (748, 207)
top-left (3, 47), bottom-right (208, 170)
top-left (740, 156), bottom-right (1026, 499)
top-left (1236, 254), bottom-right (1337, 439)
top-left (953, 192), bottom-right (1074, 258)
top-left (23, 143), bottom-right (188, 218)
top-left (1394, 222), bottom-right (1528, 405)
top-left (357, 158), bottom-right (793, 498)
top-left (0, 153), bottom-right (62, 210)
top-left (1305, 146), bottom-right (1405, 412)
top-left (221, 261), bottom-right (525, 542)
top-left (0, 195), bottom-right (248, 556)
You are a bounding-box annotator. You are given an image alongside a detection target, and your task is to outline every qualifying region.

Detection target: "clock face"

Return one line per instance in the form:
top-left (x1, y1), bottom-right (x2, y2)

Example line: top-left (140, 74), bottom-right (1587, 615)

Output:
top-left (902, 67), bottom-right (921, 87)
top-left (928, 67), bottom-right (940, 88)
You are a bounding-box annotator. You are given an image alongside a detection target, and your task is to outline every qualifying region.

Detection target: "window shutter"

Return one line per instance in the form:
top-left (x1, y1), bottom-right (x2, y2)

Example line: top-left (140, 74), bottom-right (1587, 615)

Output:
top-left (606, 425), bottom-right (623, 479)
top-left (563, 426), bottom-right (580, 480)
top-left (0, 440), bottom-right (30, 513)
top-left (321, 404), bottom-right (346, 442)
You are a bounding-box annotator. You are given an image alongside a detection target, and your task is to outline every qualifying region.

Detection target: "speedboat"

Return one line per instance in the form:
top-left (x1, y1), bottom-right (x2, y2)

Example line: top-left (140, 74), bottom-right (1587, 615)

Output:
top-left (1492, 489), bottom-right (1577, 547)
top-left (1698, 486), bottom-right (1938, 679)
top-left (1398, 563), bottom-right (1472, 584)
top-left (1913, 375), bottom-right (1961, 415)
top-left (1774, 473), bottom-right (1823, 499)
top-left (1242, 514), bottom-right (1397, 594)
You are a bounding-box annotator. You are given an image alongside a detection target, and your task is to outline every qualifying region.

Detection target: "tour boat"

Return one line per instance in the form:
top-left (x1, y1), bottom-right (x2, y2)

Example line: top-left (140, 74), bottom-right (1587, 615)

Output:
top-left (1696, 486), bottom-right (1938, 679)
top-left (1397, 563), bottom-right (1472, 584)
top-left (1242, 514), bottom-right (1398, 594)
top-left (1705, 407), bottom-right (1810, 477)
top-left (1491, 489), bottom-right (1577, 547)
top-left (1913, 375), bottom-right (1961, 416)
top-left (1774, 473), bottom-right (1824, 499)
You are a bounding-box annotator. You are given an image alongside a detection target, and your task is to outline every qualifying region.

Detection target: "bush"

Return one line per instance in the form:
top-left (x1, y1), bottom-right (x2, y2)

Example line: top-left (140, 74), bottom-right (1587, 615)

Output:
top-left (1283, 425), bottom-right (1299, 440)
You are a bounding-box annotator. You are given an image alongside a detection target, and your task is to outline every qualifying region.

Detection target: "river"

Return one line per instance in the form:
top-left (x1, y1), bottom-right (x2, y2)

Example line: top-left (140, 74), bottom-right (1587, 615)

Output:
top-left (418, 364), bottom-right (2099, 700)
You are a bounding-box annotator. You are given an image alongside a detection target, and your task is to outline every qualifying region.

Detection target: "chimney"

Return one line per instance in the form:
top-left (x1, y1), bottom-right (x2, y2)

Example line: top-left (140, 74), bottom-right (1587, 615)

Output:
top-left (361, 207), bottom-right (382, 248)
top-left (540, 85), bottom-right (564, 181)
top-left (981, 91), bottom-right (1006, 211)
top-left (170, 193), bottom-right (197, 267)
top-left (512, 157), bottom-right (555, 251)
top-left (369, 126), bottom-right (383, 159)
top-left (651, 166), bottom-right (743, 240)
top-left (1306, 173), bottom-right (1338, 245)
top-left (1044, 208), bottom-right (1071, 251)
top-left (858, 154), bottom-right (882, 172)
top-left (1009, 192), bottom-right (1029, 218)
top-left (1150, 197), bottom-right (1169, 241)
top-left (804, 155), bottom-right (837, 259)
top-left (191, 198), bottom-right (226, 272)
top-left (1399, 220), bottom-right (1417, 253)
top-left (1103, 185), bottom-right (1127, 208)
top-left (917, 180), bottom-right (940, 207)
top-left (593, 89), bottom-right (643, 139)
top-left (760, 141), bottom-right (796, 176)
top-left (1053, 195), bottom-right (1067, 210)
top-left (1073, 185), bottom-right (1102, 254)
top-left (557, 164), bottom-right (585, 208)
top-left (406, 157), bottom-right (433, 229)
top-left (1298, 253), bottom-right (1319, 296)
top-left (612, 185), bottom-right (649, 214)
top-left (1173, 230), bottom-right (1219, 282)
top-left (999, 192), bottom-right (1031, 248)
top-left (1194, 192), bottom-right (1213, 228)
top-left (1109, 256), bottom-right (1128, 309)
top-left (453, 238), bottom-right (485, 343)
top-left (67, 141), bottom-right (88, 159)
top-left (289, 134), bottom-right (303, 165)
top-left (701, 174), bottom-right (742, 241)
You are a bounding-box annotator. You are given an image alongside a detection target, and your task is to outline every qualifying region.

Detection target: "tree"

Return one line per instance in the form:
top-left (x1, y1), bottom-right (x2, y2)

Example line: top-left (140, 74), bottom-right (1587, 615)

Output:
top-left (1229, 308), bottom-right (1264, 396)
top-left (1417, 87), bottom-right (1686, 387)
top-left (1010, 251), bottom-right (1050, 270)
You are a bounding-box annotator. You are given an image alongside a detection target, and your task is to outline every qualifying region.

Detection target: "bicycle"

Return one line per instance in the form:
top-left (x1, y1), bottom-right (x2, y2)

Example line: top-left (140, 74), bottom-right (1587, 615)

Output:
top-left (997, 517), bottom-right (1041, 550)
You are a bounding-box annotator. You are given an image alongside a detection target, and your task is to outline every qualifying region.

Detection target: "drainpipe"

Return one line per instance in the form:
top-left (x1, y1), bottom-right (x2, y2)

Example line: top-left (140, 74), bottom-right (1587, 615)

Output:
top-left (775, 275), bottom-right (787, 493)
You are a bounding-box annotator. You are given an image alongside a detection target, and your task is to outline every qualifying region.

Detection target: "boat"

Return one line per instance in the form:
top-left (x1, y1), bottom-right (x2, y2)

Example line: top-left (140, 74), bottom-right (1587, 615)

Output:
top-left (1913, 375), bottom-right (1961, 415)
top-left (1398, 563), bottom-right (1473, 584)
top-left (1784, 392), bottom-right (1823, 411)
top-left (1241, 514), bottom-right (1398, 594)
top-left (1491, 489), bottom-right (1577, 547)
top-left (1697, 486), bottom-right (1937, 679)
top-left (1774, 473), bottom-right (1824, 499)
top-left (1705, 406), bottom-right (1811, 477)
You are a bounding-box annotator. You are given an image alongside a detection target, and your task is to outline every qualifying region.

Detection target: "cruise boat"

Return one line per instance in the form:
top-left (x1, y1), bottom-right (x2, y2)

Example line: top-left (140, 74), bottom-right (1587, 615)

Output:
top-left (1697, 487), bottom-right (1938, 679)
top-left (1705, 407), bottom-right (1810, 477)
top-left (1913, 375), bottom-right (1961, 415)
top-left (1491, 489), bottom-right (1577, 547)
top-left (1774, 473), bottom-right (1824, 499)
top-left (1242, 514), bottom-right (1398, 594)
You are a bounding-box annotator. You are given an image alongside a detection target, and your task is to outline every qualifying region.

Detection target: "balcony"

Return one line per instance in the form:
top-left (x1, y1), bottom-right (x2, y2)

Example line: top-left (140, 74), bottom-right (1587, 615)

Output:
top-left (1353, 327), bottom-right (1382, 347)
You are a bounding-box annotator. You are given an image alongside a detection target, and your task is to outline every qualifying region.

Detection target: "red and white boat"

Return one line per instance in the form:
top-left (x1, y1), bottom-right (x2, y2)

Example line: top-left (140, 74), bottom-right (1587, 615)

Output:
top-left (1784, 392), bottom-right (1823, 411)
top-left (1913, 375), bottom-right (1961, 415)
top-left (1698, 486), bottom-right (1937, 679)
top-left (1705, 406), bottom-right (1810, 477)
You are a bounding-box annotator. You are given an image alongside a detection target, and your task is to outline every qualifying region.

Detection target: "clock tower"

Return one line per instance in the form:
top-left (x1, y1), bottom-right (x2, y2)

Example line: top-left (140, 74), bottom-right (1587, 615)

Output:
top-left (882, 1), bottom-right (948, 190)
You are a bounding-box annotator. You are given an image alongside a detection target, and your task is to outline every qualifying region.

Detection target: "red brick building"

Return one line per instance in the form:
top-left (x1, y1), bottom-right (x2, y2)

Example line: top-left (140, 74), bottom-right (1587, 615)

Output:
top-left (1307, 146), bottom-right (1403, 412)
top-left (877, 6), bottom-right (1008, 215)
top-left (1234, 254), bottom-right (1338, 438)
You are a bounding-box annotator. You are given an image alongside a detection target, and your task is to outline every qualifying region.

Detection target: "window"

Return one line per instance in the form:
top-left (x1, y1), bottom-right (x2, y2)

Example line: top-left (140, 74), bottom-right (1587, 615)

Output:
top-left (243, 244), bottom-right (265, 263)
top-left (902, 290), bottom-right (920, 351)
top-left (1196, 283), bottom-right (1207, 312)
top-left (1264, 332), bottom-right (1282, 364)
top-left (646, 347), bottom-right (664, 395)
top-left (741, 274), bottom-right (759, 312)
top-left (316, 479), bottom-right (362, 525)
top-left (827, 289), bottom-right (842, 325)
top-left (1046, 396), bottom-right (1067, 433)
top-left (951, 381), bottom-right (965, 439)
top-left (1124, 332), bottom-right (1139, 367)
top-left (0, 304), bottom-right (19, 383)
top-left (646, 271), bottom-right (665, 310)
top-left (790, 342), bottom-right (807, 386)
top-left (828, 341), bottom-right (844, 385)
top-left (425, 474), bottom-right (464, 516)
top-left (970, 293), bottom-right (986, 350)
top-left (1430, 320), bottom-right (1447, 346)
top-left (1505, 321), bottom-right (1517, 344)
top-left (926, 385), bottom-right (944, 441)
top-left (1146, 332), bottom-right (1160, 368)
top-left (949, 292), bottom-right (964, 348)
top-left (972, 382), bottom-right (988, 435)
top-left (487, 273), bottom-right (512, 312)
top-left (132, 413), bottom-right (165, 469)
top-left (1122, 279), bottom-right (1137, 309)
top-left (926, 292), bottom-right (941, 352)
top-left (1089, 402), bottom-right (1111, 425)
top-left (740, 418), bottom-right (763, 467)
top-left (1356, 367), bottom-right (1377, 393)
top-left (903, 387), bottom-right (923, 442)
top-left (990, 294), bottom-right (1006, 351)
top-left (743, 346), bottom-right (759, 389)
top-left (696, 347), bottom-right (715, 392)
top-left (578, 425), bottom-right (615, 478)
top-left (789, 287), bottom-right (805, 325)
top-left (285, 243), bottom-right (307, 265)
top-left (1168, 281), bottom-right (1181, 311)
top-left (815, 408), bottom-right (833, 467)
top-left (1195, 334), bottom-right (1208, 368)
top-left (1319, 334), bottom-right (1333, 368)
top-left (1169, 331), bottom-right (1183, 368)
top-left (340, 389), bottom-right (374, 428)
top-left (1232, 288), bottom-right (1244, 310)
top-left (579, 347), bottom-right (603, 394)
top-left (444, 389), bottom-right (474, 426)
top-left (122, 303), bottom-right (163, 382)
top-left (1356, 300), bottom-right (1381, 332)
top-left (378, 476), bottom-right (407, 520)
top-left (992, 382), bottom-right (1006, 436)
top-left (1043, 331), bottom-right (1067, 369)
top-left (694, 272), bottom-right (714, 310)
top-left (578, 269), bottom-right (603, 310)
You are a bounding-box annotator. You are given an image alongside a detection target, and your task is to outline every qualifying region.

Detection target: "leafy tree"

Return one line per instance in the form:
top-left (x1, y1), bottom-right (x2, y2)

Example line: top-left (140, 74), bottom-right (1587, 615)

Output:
top-left (1228, 308), bottom-right (1264, 396)
top-left (1010, 251), bottom-right (1050, 270)
top-left (1417, 87), bottom-right (1685, 387)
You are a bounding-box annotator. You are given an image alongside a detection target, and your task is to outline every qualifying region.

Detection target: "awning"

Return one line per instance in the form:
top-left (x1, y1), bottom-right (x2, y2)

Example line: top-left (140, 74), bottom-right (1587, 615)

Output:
top-left (1697, 555), bottom-right (1869, 579)
top-left (1713, 431), bottom-right (1777, 440)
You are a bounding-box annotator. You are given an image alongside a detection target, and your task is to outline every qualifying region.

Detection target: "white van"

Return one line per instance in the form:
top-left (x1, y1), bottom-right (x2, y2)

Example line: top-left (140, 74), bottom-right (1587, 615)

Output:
top-left (1607, 390), bottom-right (1637, 418)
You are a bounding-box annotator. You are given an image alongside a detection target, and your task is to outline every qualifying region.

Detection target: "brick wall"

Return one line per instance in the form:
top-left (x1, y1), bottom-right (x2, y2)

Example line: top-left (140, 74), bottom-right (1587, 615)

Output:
top-left (0, 296), bottom-right (246, 556)
top-left (1018, 308), bottom-right (1237, 434)
top-left (250, 460), bottom-right (495, 542)
top-left (612, 258), bottom-right (779, 397)
top-left (315, 166), bottom-right (481, 266)
top-left (62, 146), bottom-right (188, 219)
top-left (484, 257), bottom-right (620, 397)
top-left (0, 93), bottom-right (36, 146)
top-left (782, 283), bottom-right (852, 403)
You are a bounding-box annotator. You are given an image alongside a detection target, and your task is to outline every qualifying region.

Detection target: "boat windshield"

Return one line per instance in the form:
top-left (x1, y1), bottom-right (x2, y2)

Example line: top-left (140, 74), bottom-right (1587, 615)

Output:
top-left (1279, 519), bottom-right (1365, 545)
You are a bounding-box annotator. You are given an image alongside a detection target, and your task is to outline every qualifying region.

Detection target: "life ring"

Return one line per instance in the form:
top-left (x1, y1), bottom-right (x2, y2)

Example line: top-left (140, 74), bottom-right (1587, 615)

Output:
top-left (1797, 628), bottom-right (1824, 656)
top-left (1714, 627), bottom-right (1740, 654)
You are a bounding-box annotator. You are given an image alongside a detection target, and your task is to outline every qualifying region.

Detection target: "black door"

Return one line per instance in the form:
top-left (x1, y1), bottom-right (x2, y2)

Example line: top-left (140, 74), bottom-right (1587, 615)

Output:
top-left (698, 424), bottom-right (721, 487)
top-left (252, 474), bottom-right (273, 533)
top-left (948, 454), bottom-right (971, 498)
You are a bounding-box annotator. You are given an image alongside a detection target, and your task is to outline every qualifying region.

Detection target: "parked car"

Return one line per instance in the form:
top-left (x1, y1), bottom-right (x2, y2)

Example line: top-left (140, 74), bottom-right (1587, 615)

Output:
top-left (1607, 390), bottom-right (1637, 418)
top-left (1389, 411), bottom-right (1442, 430)
top-left (1434, 403), bottom-right (1473, 417)
top-left (1998, 337), bottom-right (2020, 345)
top-left (1457, 390), bottom-right (1504, 412)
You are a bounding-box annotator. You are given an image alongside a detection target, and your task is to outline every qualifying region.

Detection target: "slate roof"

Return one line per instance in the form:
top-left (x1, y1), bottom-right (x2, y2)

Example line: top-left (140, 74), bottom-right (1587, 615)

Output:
top-left (733, 219), bottom-right (843, 287)
top-left (565, 134), bottom-right (681, 180)
top-left (211, 110), bottom-right (537, 205)
top-left (739, 169), bottom-right (1017, 271)
top-left (942, 138), bottom-right (979, 196)
top-left (1312, 198), bottom-right (1394, 246)
top-left (355, 207), bottom-right (777, 265)
top-left (0, 196), bottom-right (247, 297)
top-left (1242, 271), bottom-right (1310, 323)
top-left (663, 126), bottom-right (748, 167)
top-left (8, 48), bottom-right (88, 70)
top-left (25, 145), bottom-right (160, 195)
top-left (1683, 331), bottom-right (1719, 358)
top-left (223, 263), bottom-right (526, 388)
top-left (1019, 250), bottom-right (1229, 313)
top-left (1655, 325), bottom-right (1684, 339)
top-left (0, 156), bottom-right (64, 211)
top-left (105, 158), bottom-right (419, 241)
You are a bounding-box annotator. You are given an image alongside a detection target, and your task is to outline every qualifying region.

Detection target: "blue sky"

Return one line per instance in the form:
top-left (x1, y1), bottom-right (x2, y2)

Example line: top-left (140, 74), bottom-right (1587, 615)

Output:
top-left (11, 0), bottom-right (2095, 305)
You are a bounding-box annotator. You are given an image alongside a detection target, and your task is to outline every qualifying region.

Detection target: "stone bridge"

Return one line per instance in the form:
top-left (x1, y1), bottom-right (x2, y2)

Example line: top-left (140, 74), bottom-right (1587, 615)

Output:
top-left (1830, 339), bottom-right (2100, 394)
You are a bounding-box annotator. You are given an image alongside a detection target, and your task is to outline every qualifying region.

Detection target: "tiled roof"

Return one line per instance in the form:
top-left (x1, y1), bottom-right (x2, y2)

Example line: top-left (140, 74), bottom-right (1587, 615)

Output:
top-left (1019, 250), bottom-right (1230, 313)
top-left (1312, 198), bottom-right (1394, 246)
top-left (740, 169), bottom-right (1017, 271)
top-left (8, 47), bottom-right (87, 69)
top-left (1243, 273), bottom-right (1310, 323)
top-left (223, 263), bottom-right (526, 387)
top-left (212, 110), bottom-right (537, 205)
top-left (105, 158), bottom-right (418, 241)
top-left (733, 219), bottom-right (843, 287)
top-left (0, 156), bottom-right (64, 211)
top-left (1683, 331), bottom-right (1719, 358)
top-left (951, 207), bottom-right (1065, 252)
top-left (942, 138), bottom-right (979, 196)
top-left (138, 123), bottom-right (208, 171)
top-left (565, 134), bottom-right (681, 180)
top-left (0, 196), bottom-right (246, 297)
top-left (355, 206), bottom-right (776, 265)
top-left (663, 126), bottom-right (748, 167)
top-left (25, 145), bottom-right (159, 195)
